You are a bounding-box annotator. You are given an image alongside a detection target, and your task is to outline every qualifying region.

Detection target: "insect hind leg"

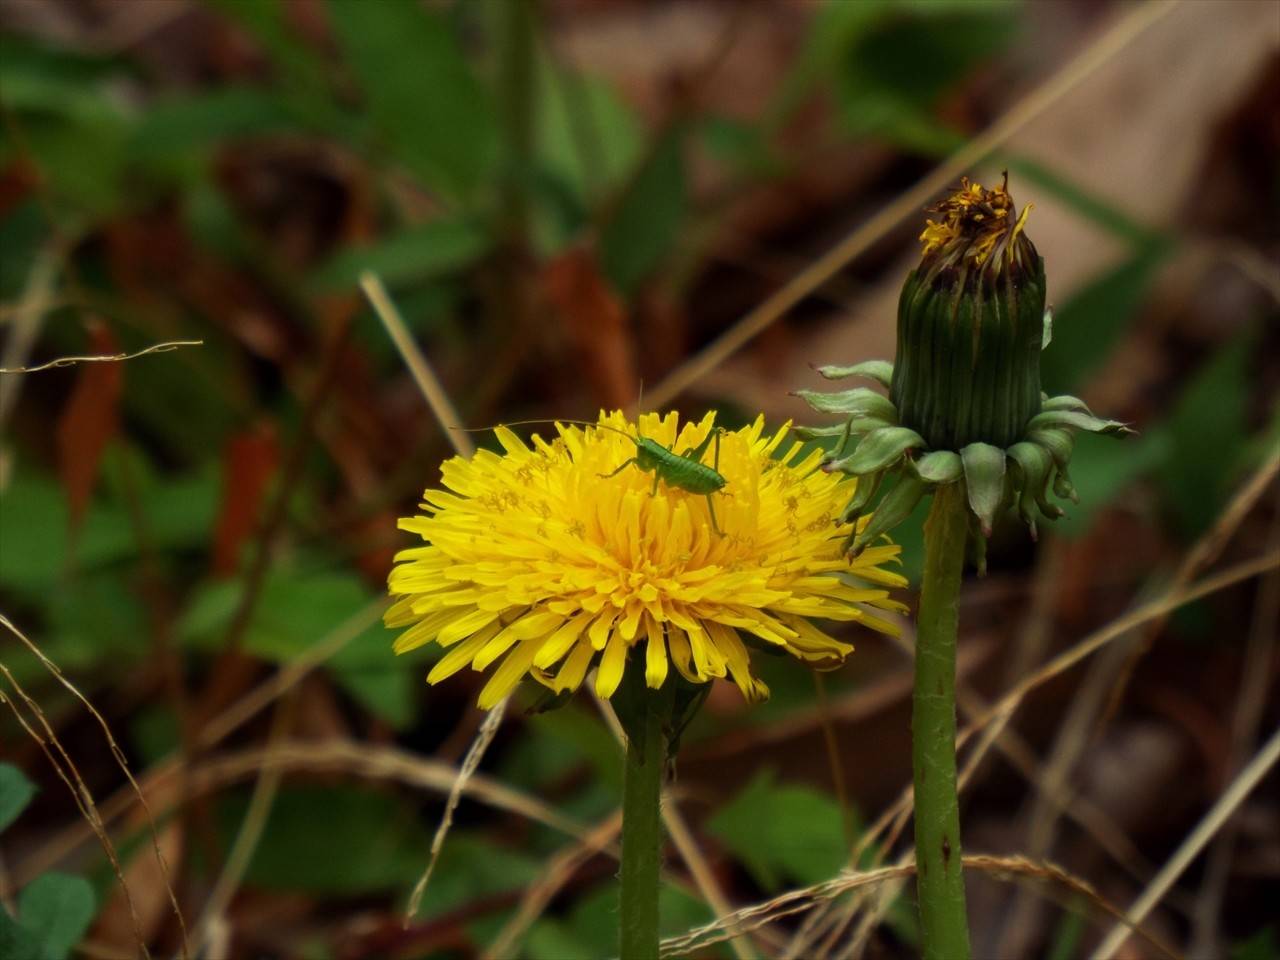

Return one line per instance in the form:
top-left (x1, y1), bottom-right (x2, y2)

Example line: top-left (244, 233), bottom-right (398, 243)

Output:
top-left (704, 494), bottom-right (722, 536)
top-left (678, 425), bottom-right (724, 465)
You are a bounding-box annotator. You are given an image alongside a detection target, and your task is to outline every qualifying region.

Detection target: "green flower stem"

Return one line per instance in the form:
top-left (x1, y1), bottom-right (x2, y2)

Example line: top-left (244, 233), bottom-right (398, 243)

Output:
top-left (913, 481), bottom-right (971, 960)
top-left (620, 692), bottom-right (665, 960)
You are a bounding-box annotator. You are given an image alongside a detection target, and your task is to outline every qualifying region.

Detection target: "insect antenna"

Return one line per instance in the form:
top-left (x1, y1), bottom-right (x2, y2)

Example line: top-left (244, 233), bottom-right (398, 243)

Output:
top-left (450, 418), bottom-right (637, 441)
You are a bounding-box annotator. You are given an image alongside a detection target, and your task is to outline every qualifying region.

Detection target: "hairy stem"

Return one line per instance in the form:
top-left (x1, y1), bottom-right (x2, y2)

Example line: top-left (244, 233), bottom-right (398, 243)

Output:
top-left (620, 693), bottom-right (665, 960)
top-left (913, 481), bottom-right (972, 959)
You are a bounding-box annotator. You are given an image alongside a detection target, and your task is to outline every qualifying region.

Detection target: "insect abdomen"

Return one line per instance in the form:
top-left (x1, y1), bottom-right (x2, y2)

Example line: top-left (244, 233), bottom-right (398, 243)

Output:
top-left (638, 439), bottom-right (726, 494)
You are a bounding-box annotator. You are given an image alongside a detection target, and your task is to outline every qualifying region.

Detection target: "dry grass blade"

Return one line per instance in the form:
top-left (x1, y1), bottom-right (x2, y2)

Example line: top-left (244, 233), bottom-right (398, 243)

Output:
top-left (482, 810), bottom-right (623, 960)
top-left (359, 271), bottom-right (474, 459)
top-left (159, 740), bottom-right (591, 841)
top-left (405, 699), bottom-right (508, 922)
top-left (786, 550), bottom-right (1278, 958)
top-left (0, 669), bottom-right (148, 958)
top-left (1101, 452), bottom-right (1280, 729)
top-left (645, 0), bottom-right (1181, 409)
top-left (971, 550), bottom-right (1279, 738)
top-left (0, 242), bottom-right (60, 427)
top-left (663, 855), bottom-right (1177, 959)
top-left (0, 339), bottom-right (204, 374)
top-left (1090, 723), bottom-right (1280, 960)
top-left (1, 614), bottom-right (187, 957)
top-left (189, 695), bottom-right (296, 956)
top-left (14, 599), bottom-right (387, 887)
top-left (1190, 490), bottom-right (1280, 955)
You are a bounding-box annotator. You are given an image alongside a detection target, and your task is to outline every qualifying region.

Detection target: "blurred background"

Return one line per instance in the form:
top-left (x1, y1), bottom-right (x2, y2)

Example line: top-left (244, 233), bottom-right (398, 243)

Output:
top-left (1, 0), bottom-right (1277, 958)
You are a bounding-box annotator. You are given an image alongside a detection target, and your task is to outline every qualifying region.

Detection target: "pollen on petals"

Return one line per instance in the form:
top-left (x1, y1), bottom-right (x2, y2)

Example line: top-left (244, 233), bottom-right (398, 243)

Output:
top-left (386, 411), bottom-right (907, 708)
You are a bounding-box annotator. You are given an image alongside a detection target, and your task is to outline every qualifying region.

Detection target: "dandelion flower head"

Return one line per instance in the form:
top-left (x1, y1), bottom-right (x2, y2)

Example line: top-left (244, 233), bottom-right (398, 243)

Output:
top-left (387, 411), bottom-right (906, 709)
top-left (919, 172), bottom-right (1033, 268)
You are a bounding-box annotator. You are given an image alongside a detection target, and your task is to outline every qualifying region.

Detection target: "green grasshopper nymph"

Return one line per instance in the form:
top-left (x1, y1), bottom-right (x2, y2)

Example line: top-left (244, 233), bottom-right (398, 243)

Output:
top-left (455, 418), bottom-right (729, 534)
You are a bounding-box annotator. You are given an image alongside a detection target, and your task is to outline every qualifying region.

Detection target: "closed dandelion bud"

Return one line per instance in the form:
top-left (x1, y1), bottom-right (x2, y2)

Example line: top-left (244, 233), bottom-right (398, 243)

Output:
top-left (891, 174), bottom-right (1044, 450)
top-left (797, 172), bottom-right (1133, 552)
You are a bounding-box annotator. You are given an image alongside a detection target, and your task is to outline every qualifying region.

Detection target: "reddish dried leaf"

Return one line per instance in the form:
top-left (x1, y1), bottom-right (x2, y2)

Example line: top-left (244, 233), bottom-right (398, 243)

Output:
top-left (56, 322), bottom-right (123, 532)
top-left (0, 159), bottom-right (39, 219)
top-left (543, 246), bottom-right (638, 409)
top-left (211, 422), bottom-right (279, 577)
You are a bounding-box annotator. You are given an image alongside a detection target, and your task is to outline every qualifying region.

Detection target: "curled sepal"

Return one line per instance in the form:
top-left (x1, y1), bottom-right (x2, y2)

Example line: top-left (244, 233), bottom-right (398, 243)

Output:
top-left (1053, 470), bottom-right (1079, 504)
top-left (960, 442), bottom-right (1006, 537)
top-left (832, 426), bottom-right (926, 476)
top-left (794, 387), bottom-right (897, 422)
top-left (814, 360), bottom-right (894, 388)
top-left (793, 423), bottom-right (849, 441)
top-left (1028, 408), bottom-right (1133, 436)
top-left (1027, 427), bottom-right (1074, 471)
top-left (1007, 442), bottom-right (1062, 536)
top-left (850, 473), bottom-right (928, 555)
top-left (839, 470), bottom-right (883, 523)
top-left (1040, 394), bottom-right (1093, 415)
top-left (914, 450), bottom-right (963, 484)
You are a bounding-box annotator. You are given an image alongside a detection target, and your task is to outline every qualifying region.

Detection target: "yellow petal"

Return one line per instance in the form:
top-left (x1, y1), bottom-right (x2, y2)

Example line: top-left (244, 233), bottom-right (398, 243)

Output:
top-left (595, 631), bottom-right (629, 698)
top-left (644, 616), bottom-right (668, 689)
top-left (478, 636), bottom-right (542, 709)
top-left (553, 641), bottom-right (595, 693)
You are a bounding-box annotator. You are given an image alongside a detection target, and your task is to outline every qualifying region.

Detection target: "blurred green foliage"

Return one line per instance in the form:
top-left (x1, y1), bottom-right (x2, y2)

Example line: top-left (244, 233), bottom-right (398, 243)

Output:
top-left (1, 0), bottom-right (1274, 955)
top-left (0, 765), bottom-right (95, 960)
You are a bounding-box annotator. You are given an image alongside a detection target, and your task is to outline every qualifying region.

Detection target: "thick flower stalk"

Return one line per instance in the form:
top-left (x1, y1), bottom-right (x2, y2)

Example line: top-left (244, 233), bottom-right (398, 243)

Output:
top-left (797, 174), bottom-right (1130, 960)
top-left (387, 410), bottom-right (907, 959)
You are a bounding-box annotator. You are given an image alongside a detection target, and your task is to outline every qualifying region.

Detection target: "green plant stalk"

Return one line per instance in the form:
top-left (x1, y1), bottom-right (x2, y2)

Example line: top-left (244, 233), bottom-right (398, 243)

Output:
top-left (619, 694), bottom-right (665, 960)
top-left (913, 481), bottom-right (971, 959)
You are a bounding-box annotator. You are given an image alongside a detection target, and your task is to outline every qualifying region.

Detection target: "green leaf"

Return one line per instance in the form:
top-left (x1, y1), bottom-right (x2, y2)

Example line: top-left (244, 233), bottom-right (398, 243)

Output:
top-left (327, 0), bottom-right (498, 200)
top-left (536, 61), bottom-right (643, 202)
top-left (0, 764), bottom-right (37, 833)
top-left (0, 471), bottom-right (132, 594)
top-left (1159, 334), bottom-right (1252, 538)
top-left (1041, 243), bottom-right (1173, 393)
top-left (531, 882), bottom-right (710, 960)
top-left (843, 5), bottom-right (1017, 108)
top-left (308, 218), bottom-right (490, 292)
top-left (130, 88), bottom-right (309, 161)
top-left (1007, 157), bottom-right (1165, 249)
top-left (771, 0), bottom-right (893, 124)
top-left (179, 570), bottom-right (411, 728)
top-left (0, 200), bottom-right (48, 300)
top-left (700, 115), bottom-right (780, 178)
top-left (1055, 431), bottom-right (1167, 539)
top-left (209, 0), bottom-right (328, 95)
top-left (0, 910), bottom-right (41, 960)
top-left (227, 786), bottom-right (429, 895)
top-left (18, 873), bottom-right (95, 960)
top-left (835, 5), bottom-right (1017, 150)
top-left (599, 127), bottom-right (686, 295)
top-left (706, 771), bottom-right (848, 890)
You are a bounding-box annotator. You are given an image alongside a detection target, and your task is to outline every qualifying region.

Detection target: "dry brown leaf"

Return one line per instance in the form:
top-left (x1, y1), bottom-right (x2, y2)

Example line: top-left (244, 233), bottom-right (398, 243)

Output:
top-left (543, 245), bottom-right (638, 409)
top-left (211, 422), bottom-right (279, 577)
top-left (56, 321), bottom-right (123, 532)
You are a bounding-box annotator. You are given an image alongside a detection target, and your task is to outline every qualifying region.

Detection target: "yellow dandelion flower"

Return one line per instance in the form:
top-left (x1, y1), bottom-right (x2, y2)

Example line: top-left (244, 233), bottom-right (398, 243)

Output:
top-left (386, 411), bottom-right (907, 709)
